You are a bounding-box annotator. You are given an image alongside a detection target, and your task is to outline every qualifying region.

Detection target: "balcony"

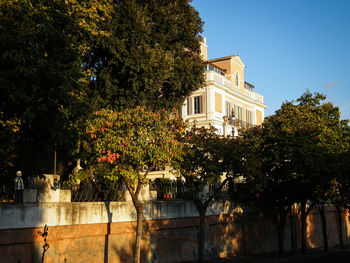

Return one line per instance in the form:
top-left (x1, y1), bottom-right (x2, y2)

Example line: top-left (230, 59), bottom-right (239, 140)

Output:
top-left (205, 70), bottom-right (232, 89)
top-left (205, 71), bottom-right (264, 104)
top-left (244, 81), bottom-right (254, 91)
top-left (225, 117), bottom-right (255, 129)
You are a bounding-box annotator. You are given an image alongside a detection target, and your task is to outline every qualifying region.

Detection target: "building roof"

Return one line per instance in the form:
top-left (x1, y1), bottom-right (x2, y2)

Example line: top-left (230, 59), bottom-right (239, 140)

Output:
top-left (244, 81), bottom-right (255, 88)
top-left (205, 55), bottom-right (238, 63)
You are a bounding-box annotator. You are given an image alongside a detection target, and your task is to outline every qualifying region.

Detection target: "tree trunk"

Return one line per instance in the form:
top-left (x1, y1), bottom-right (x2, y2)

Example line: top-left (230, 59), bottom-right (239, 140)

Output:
top-left (133, 202), bottom-right (144, 263)
top-left (122, 176), bottom-right (144, 263)
top-left (198, 205), bottom-right (207, 263)
top-left (300, 200), bottom-right (307, 253)
top-left (277, 208), bottom-right (287, 256)
top-left (300, 200), bottom-right (313, 253)
top-left (336, 205), bottom-right (344, 249)
top-left (319, 204), bottom-right (328, 250)
top-left (289, 206), bottom-right (297, 253)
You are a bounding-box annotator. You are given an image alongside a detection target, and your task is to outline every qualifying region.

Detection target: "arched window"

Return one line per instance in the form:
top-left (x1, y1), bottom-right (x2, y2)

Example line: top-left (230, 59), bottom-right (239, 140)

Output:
top-left (235, 72), bottom-right (240, 87)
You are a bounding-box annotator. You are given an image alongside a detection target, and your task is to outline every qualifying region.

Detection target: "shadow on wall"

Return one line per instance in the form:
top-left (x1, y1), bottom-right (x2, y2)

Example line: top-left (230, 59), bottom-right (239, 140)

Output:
top-left (103, 201), bottom-right (143, 263)
top-left (1, 197), bottom-right (350, 262)
top-left (0, 202), bottom-right (46, 263)
top-left (306, 207), bottom-right (350, 249)
top-left (205, 207), bottom-right (281, 258)
top-left (142, 200), bottom-right (254, 262)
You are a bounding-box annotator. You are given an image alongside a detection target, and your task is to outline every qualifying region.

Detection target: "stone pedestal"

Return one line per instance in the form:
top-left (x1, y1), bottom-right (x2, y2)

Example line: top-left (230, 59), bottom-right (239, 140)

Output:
top-left (125, 184), bottom-right (150, 202)
top-left (36, 174), bottom-right (71, 202)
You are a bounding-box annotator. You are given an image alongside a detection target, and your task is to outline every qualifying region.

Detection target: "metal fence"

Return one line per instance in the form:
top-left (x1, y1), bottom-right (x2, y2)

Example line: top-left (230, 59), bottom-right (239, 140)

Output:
top-left (0, 183), bottom-right (14, 202)
top-left (0, 177), bottom-right (36, 203)
top-left (1, 176), bottom-right (243, 203)
top-left (149, 179), bottom-right (189, 201)
top-left (66, 179), bottom-right (125, 202)
top-left (149, 179), bottom-right (237, 201)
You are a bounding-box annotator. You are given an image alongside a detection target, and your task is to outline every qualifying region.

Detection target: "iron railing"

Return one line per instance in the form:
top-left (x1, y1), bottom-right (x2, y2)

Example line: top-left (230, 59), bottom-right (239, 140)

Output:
top-left (1, 175), bottom-right (245, 203)
top-left (149, 179), bottom-right (189, 201)
top-left (0, 177), bottom-right (37, 203)
top-left (0, 183), bottom-right (14, 202)
top-left (64, 179), bottom-right (125, 202)
top-left (227, 118), bottom-right (255, 129)
top-left (149, 179), bottom-right (238, 201)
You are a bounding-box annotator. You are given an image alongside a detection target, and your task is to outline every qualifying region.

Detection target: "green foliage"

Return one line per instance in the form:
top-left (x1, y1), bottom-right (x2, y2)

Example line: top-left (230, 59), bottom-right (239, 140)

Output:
top-left (0, 0), bottom-right (205, 181)
top-left (83, 106), bottom-right (185, 263)
top-left (174, 125), bottom-right (249, 203)
top-left (84, 107), bottom-right (185, 189)
top-left (0, 0), bottom-right (86, 176)
top-left (242, 90), bottom-right (348, 211)
top-left (85, 0), bottom-right (205, 111)
top-left (173, 125), bottom-right (252, 263)
top-left (0, 114), bottom-right (20, 178)
top-left (328, 124), bottom-right (350, 208)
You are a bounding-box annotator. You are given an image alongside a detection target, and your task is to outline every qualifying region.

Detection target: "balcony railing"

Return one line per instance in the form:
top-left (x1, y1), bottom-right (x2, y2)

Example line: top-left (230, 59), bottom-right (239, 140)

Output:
top-left (205, 71), bottom-right (264, 104)
top-left (205, 71), bottom-right (231, 88)
top-left (227, 118), bottom-right (255, 129)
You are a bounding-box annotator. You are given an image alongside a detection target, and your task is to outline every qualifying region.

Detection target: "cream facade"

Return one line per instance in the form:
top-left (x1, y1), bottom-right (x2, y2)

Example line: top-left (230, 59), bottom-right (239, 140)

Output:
top-left (181, 37), bottom-right (267, 136)
top-left (148, 38), bottom-right (267, 180)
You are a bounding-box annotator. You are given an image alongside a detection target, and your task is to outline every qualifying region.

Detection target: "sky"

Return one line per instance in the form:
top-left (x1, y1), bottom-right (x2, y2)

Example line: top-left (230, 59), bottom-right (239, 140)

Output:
top-left (191, 0), bottom-right (350, 119)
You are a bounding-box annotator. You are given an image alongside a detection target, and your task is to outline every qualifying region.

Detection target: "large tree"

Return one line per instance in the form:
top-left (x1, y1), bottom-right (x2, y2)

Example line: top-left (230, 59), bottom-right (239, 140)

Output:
top-left (242, 91), bottom-right (346, 254)
top-left (85, 107), bottom-right (184, 263)
top-left (0, 0), bottom-right (204, 179)
top-left (85, 0), bottom-right (205, 111)
top-left (327, 120), bottom-right (350, 249)
top-left (0, 0), bottom-right (86, 178)
top-left (173, 126), bottom-right (250, 262)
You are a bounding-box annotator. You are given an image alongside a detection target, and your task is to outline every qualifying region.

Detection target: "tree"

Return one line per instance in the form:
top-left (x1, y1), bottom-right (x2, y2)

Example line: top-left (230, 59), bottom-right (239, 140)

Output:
top-left (85, 0), bottom-right (205, 111)
top-left (242, 91), bottom-right (346, 254)
top-left (327, 120), bottom-right (350, 249)
top-left (0, 0), bottom-right (86, 178)
top-left (242, 125), bottom-right (295, 256)
top-left (85, 107), bottom-right (184, 263)
top-left (173, 126), bottom-right (249, 263)
top-left (294, 92), bottom-right (346, 252)
top-left (0, 0), bottom-right (204, 179)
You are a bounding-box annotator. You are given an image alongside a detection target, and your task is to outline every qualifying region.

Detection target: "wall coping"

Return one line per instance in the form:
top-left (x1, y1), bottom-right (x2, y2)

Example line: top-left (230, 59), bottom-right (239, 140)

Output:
top-left (0, 200), bottom-right (237, 230)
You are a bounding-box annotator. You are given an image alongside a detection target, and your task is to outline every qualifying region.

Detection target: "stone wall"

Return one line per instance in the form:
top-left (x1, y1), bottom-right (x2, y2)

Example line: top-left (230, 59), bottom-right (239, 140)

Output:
top-left (0, 201), bottom-right (349, 263)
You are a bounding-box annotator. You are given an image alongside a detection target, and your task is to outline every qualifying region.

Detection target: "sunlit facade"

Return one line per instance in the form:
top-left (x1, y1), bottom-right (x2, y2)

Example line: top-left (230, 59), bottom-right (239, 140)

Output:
top-left (180, 37), bottom-right (267, 136)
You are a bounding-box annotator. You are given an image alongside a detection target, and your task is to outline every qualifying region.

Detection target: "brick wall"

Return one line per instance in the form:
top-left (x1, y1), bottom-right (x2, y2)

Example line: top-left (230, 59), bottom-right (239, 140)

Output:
top-left (0, 202), bottom-right (349, 263)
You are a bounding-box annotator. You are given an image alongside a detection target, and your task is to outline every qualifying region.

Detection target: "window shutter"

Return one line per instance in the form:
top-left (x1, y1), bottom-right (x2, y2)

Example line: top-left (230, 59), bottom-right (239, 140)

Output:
top-left (226, 101), bottom-right (231, 117)
top-left (187, 98), bottom-right (193, 115)
top-left (199, 95), bottom-right (203, 113)
top-left (246, 110), bottom-right (252, 124)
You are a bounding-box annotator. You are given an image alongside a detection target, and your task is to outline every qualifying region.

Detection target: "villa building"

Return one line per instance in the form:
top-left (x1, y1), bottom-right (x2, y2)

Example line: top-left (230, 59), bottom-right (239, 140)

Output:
top-left (148, 37), bottom-right (267, 181)
top-left (180, 37), bottom-right (267, 136)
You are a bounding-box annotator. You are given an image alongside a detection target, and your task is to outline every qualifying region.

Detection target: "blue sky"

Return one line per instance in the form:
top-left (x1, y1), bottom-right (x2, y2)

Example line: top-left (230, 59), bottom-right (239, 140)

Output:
top-left (191, 0), bottom-right (350, 119)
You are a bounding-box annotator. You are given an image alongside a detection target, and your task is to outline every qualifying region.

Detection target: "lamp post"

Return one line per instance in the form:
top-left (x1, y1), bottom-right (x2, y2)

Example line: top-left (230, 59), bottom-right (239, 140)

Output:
top-left (223, 116), bottom-right (227, 137)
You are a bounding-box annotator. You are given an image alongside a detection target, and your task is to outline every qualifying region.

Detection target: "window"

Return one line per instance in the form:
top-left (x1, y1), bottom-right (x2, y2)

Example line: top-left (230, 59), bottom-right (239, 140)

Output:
top-left (235, 72), bottom-right (240, 87)
top-left (194, 95), bottom-right (203, 114)
top-left (246, 110), bottom-right (252, 124)
top-left (187, 98), bottom-right (192, 115)
top-left (225, 101), bottom-right (232, 118)
top-left (234, 104), bottom-right (243, 121)
top-left (244, 82), bottom-right (254, 91)
top-left (187, 95), bottom-right (203, 115)
top-left (203, 64), bottom-right (225, 76)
